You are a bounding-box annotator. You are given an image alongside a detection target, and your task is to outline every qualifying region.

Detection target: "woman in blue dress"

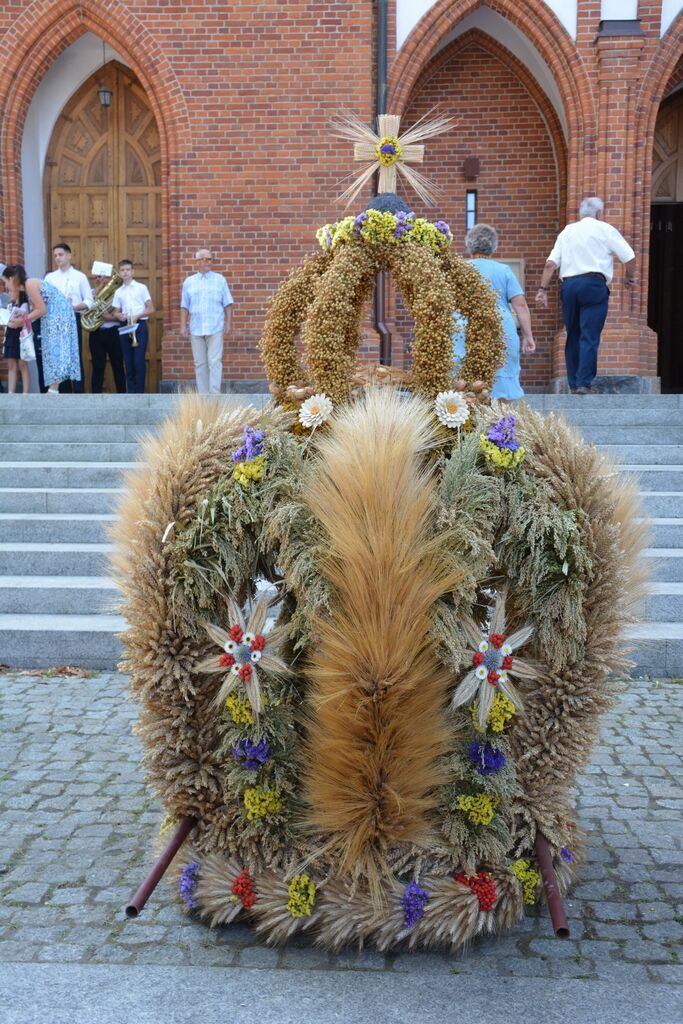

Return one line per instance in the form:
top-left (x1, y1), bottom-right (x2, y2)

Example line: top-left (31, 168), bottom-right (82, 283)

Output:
top-left (452, 224), bottom-right (536, 400)
top-left (3, 264), bottom-right (80, 393)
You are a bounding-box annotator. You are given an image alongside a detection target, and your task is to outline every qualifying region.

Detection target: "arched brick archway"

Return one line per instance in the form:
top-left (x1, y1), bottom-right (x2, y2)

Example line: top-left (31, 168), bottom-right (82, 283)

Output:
top-left (388, 0), bottom-right (595, 212)
top-left (0, 0), bottom-right (190, 328)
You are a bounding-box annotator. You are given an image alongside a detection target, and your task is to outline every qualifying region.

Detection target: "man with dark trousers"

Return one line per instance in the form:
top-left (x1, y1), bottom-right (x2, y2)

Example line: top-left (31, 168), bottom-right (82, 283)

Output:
top-left (88, 273), bottom-right (126, 393)
top-left (535, 197), bottom-right (636, 394)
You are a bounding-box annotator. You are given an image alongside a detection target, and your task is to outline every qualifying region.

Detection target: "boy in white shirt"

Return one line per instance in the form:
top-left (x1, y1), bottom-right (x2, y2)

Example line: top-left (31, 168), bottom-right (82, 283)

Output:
top-left (112, 259), bottom-right (154, 393)
top-left (45, 242), bottom-right (93, 393)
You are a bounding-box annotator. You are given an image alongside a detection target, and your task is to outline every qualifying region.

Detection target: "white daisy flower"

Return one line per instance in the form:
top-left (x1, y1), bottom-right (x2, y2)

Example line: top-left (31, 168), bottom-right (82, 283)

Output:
top-left (498, 671), bottom-right (508, 685)
top-left (475, 665), bottom-right (487, 680)
top-left (223, 639), bottom-right (237, 653)
top-left (502, 643), bottom-right (512, 656)
top-left (299, 393), bottom-right (333, 429)
top-left (251, 651), bottom-right (262, 663)
top-left (244, 632), bottom-right (255, 644)
top-left (478, 640), bottom-right (489, 653)
top-left (435, 390), bottom-right (470, 430)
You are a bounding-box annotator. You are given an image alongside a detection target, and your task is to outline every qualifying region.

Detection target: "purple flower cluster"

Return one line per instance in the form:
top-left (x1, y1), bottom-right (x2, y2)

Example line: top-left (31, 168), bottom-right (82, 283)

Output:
top-left (380, 142), bottom-right (397, 155)
top-left (353, 211), bottom-right (369, 236)
top-left (434, 219), bottom-right (452, 244)
top-left (486, 415), bottom-right (519, 451)
top-left (394, 210), bottom-right (415, 239)
top-left (560, 847), bottom-right (574, 863)
top-left (231, 426), bottom-right (265, 463)
top-left (467, 740), bottom-right (506, 776)
top-left (401, 880), bottom-right (429, 929)
top-left (179, 862), bottom-right (200, 910)
top-left (233, 737), bottom-right (271, 771)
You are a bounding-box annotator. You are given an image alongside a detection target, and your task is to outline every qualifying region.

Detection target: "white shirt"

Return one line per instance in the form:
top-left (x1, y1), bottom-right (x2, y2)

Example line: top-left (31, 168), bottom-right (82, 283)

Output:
top-left (547, 217), bottom-right (635, 284)
top-left (181, 271), bottom-right (233, 336)
top-left (113, 280), bottom-right (152, 320)
top-left (44, 267), bottom-right (93, 309)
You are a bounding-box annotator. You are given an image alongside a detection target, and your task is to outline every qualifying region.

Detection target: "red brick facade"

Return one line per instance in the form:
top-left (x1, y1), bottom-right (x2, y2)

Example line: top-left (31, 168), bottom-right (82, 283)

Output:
top-left (0, 1), bottom-right (681, 391)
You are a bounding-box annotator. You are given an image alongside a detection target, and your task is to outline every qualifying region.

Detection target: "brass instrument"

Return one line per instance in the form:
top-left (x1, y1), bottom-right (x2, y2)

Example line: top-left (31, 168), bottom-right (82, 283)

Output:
top-left (127, 313), bottom-right (139, 348)
top-left (82, 270), bottom-right (123, 331)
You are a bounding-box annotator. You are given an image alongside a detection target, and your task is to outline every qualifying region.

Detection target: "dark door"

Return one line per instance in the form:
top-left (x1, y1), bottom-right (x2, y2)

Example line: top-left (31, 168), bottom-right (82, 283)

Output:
top-left (649, 203), bottom-right (683, 392)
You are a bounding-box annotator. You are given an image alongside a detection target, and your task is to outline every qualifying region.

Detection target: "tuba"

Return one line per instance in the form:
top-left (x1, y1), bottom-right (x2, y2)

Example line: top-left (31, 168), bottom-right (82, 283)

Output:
top-left (82, 270), bottom-right (123, 332)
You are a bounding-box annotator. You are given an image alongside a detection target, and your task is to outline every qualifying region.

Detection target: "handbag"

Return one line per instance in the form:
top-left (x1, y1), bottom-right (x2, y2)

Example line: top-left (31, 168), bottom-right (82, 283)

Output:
top-left (19, 315), bottom-right (36, 362)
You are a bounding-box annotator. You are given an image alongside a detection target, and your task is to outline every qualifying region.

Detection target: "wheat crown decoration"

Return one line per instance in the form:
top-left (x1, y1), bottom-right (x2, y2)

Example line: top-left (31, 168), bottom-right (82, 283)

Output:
top-left (113, 110), bottom-right (647, 953)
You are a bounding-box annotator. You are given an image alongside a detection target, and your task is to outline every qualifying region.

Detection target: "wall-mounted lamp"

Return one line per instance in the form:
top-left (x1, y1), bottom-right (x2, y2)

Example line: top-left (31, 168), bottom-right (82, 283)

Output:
top-left (97, 40), bottom-right (113, 108)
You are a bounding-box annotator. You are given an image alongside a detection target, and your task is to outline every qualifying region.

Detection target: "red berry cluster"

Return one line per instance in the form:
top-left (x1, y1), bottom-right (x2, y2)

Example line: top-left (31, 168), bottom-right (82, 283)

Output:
top-left (487, 670), bottom-right (499, 686)
top-left (231, 868), bottom-right (257, 910)
top-left (251, 634), bottom-right (266, 652)
top-left (229, 624), bottom-right (244, 643)
top-left (502, 655), bottom-right (512, 669)
top-left (454, 871), bottom-right (498, 911)
top-left (473, 651), bottom-right (484, 667)
top-left (238, 663), bottom-right (253, 682)
top-left (489, 634), bottom-right (505, 649)
top-left (219, 653), bottom-right (236, 667)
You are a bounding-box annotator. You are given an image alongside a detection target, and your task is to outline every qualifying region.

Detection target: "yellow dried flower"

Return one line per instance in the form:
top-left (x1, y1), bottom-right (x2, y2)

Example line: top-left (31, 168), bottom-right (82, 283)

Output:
top-left (471, 693), bottom-right (516, 733)
top-left (512, 858), bottom-right (541, 904)
top-left (243, 785), bottom-right (281, 821)
top-left (226, 692), bottom-right (254, 726)
top-left (457, 792), bottom-right (499, 826)
top-left (286, 873), bottom-right (316, 918)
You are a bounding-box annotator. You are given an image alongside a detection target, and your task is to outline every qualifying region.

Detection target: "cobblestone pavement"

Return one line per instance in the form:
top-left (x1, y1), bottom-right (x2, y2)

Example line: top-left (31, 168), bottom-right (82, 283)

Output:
top-left (0, 672), bottom-right (681, 989)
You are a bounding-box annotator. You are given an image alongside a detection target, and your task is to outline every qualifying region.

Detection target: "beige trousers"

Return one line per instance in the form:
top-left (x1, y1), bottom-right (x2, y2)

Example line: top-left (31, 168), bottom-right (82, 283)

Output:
top-left (190, 331), bottom-right (224, 394)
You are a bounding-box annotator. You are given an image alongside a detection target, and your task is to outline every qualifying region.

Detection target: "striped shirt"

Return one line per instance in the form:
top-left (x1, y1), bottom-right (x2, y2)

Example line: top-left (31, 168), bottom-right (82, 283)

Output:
top-left (181, 271), bottom-right (233, 336)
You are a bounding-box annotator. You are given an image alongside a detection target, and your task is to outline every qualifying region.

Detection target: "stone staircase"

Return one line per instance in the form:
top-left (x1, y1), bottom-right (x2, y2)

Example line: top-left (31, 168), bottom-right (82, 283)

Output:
top-left (0, 393), bottom-right (681, 675)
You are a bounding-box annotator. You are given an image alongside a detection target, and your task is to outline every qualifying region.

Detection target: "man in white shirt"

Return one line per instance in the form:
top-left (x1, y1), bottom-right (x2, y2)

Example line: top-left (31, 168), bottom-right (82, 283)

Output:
top-left (112, 259), bottom-right (154, 393)
top-left (45, 242), bottom-right (93, 393)
top-left (535, 198), bottom-right (636, 394)
top-left (180, 248), bottom-right (233, 394)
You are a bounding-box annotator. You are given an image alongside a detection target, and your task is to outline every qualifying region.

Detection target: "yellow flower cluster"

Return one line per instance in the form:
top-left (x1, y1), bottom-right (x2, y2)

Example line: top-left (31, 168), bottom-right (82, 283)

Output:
top-left (512, 858), bottom-right (541, 904)
top-left (470, 692), bottom-right (516, 734)
top-left (479, 436), bottom-right (526, 472)
top-left (316, 210), bottom-right (453, 254)
top-left (234, 454), bottom-right (266, 488)
top-left (286, 873), bottom-right (316, 918)
top-left (376, 136), bottom-right (402, 166)
top-left (226, 692), bottom-right (254, 726)
top-left (243, 785), bottom-right (281, 821)
top-left (457, 792), bottom-right (499, 826)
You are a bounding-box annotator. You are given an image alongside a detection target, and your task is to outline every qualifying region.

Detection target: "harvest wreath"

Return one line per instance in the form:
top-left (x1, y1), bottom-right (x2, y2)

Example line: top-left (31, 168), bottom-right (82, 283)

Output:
top-left (114, 113), bottom-right (647, 953)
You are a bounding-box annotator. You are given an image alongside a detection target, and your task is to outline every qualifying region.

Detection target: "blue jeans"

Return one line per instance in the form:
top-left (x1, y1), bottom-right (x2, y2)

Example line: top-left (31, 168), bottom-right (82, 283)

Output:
top-left (560, 274), bottom-right (609, 390)
top-left (121, 319), bottom-right (148, 393)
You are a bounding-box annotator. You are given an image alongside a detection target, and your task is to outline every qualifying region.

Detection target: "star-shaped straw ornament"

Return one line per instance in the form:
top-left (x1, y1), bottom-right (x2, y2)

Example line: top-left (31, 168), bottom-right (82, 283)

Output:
top-left (195, 592), bottom-right (288, 717)
top-left (330, 109), bottom-right (456, 206)
top-left (451, 590), bottom-right (539, 729)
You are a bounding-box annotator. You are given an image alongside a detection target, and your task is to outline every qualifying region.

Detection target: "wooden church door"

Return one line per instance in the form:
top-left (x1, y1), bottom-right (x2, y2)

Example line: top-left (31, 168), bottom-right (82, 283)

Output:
top-left (44, 62), bottom-right (162, 391)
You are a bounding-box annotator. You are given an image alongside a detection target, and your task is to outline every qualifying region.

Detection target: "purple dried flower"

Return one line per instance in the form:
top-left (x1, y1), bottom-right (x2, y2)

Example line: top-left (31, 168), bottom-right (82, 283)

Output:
top-left (434, 219), bottom-right (452, 243)
top-left (560, 847), bottom-right (574, 863)
top-left (401, 880), bottom-right (428, 929)
top-left (486, 415), bottom-right (519, 452)
top-left (394, 211), bottom-right (414, 239)
top-left (233, 737), bottom-right (271, 771)
top-left (325, 229), bottom-right (332, 247)
top-left (179, 862), bottom-right (200, 909)
top-left (468, 740), bottom-right (506, 776)
top-left (354, 211), bottom-right (369, 236)
top-left (380, 142), bottom-right (397, 155)
top-left (231, 426), bottom-right (266, 463)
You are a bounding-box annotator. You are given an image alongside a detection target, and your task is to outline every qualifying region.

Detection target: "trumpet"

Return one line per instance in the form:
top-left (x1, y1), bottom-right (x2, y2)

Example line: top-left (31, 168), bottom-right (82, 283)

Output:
top-left (127, 313), bottom-right (139, 348)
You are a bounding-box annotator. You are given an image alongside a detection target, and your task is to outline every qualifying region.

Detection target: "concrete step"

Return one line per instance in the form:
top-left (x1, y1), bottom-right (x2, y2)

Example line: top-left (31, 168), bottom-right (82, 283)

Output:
top-left (0, 423), bottom-right (152, 444)
top-left (641, 518), bottom-right (683, 548)
top-left (627, 622), bottom-right (683, 677)
top-left (0, 393), bottom-right (270, 425)
top-left (0, 576), bottom-right (119, 614)
top-left (643, 548), bottom-right (683, 582)
top-left (0, 613), bottom-right (124, 670)
top-left (0, 487), bottom-right (123, 514)
top-left (639, 491), bottom-right (683, 517)
top-left (0, 463), bottom-right (138, 488)
top-left (0, 442), bottom-right (139, 462)
top-left (645, 582), bottom-right (683, 621)
top-left (622, 466), bottom-right (683, 490)
top-left (0, 542), bottom-right (112, 576)
top-left (582, 426), bottom-right (683, 445)
top-left (601, 444), bottom-right (683, 465)
top-left (0, 513), bottom-right (115, 544)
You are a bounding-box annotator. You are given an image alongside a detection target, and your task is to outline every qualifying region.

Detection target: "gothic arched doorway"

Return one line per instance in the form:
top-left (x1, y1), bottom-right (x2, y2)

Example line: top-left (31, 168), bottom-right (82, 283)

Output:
top-left (44, 61), bottom-right (162, 391)
top-left (649, 86), bottom-right (683, 392)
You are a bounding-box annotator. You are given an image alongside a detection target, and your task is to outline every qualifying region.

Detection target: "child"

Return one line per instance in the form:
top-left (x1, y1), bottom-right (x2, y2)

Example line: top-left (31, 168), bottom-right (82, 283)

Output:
top-left (112, 259), bottom-right (154, 393)
top-left (3, 275), bottom-right (30, 393)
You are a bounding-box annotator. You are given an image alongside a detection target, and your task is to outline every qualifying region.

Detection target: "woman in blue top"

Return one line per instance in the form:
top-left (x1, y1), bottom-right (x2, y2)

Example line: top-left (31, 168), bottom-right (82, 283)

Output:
top-left (3, 264), bottom-right (80, 393)
top-left (453, 224), bottom-right (536, 400)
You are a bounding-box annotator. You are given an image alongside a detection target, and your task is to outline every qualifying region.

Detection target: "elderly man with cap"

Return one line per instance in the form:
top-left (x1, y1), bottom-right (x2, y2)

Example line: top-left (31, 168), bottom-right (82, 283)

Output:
top-left (535, 197), bottom-right (636, 394)
top-left (180, 248), bottom-right (233, 395)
